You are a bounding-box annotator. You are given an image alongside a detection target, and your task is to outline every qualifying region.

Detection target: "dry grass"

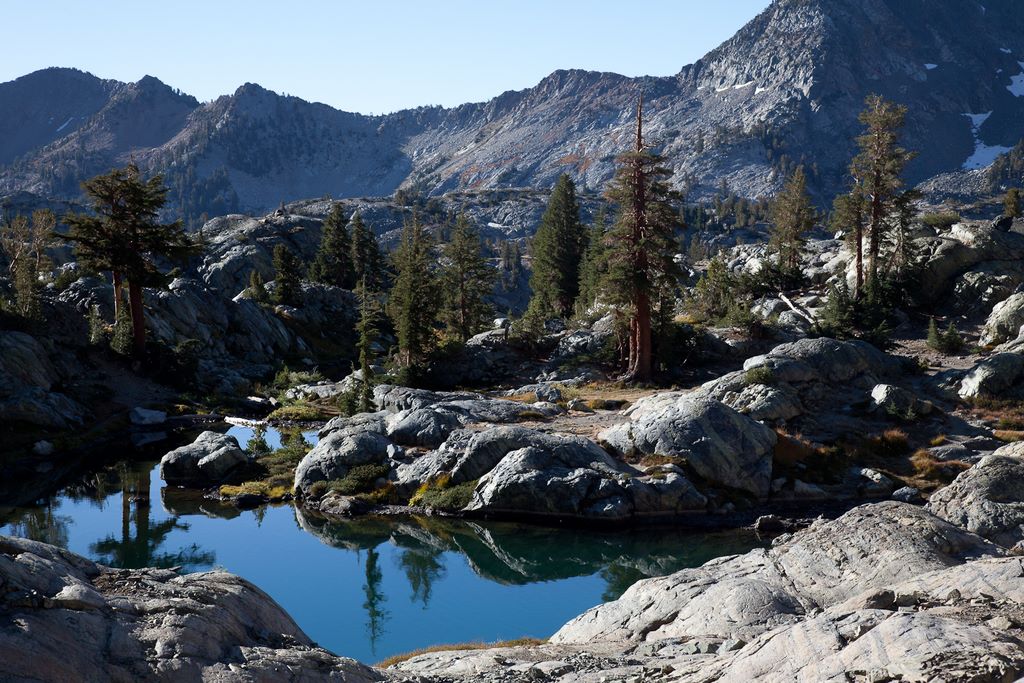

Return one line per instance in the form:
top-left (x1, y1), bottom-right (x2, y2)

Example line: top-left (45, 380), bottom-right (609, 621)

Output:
top-left (929, 435), bottom-right (948, 447)
top-left (219, 481), bottom-right (290, 501)
top-left (773, 431), bottom-right (819, 467)
top-left (505, 392), bottom-right (539, 404)
top-left (909, 449), bottom-right (970, 484)
top-left (994, 430), bottom-right (1024, 443)
top-left (377, 638), bottom-right (545, 668)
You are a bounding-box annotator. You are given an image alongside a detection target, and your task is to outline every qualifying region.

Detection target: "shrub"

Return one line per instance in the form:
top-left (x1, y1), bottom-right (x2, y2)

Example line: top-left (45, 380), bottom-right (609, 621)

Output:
top-left (409, 475), bottom-right (477, 511)
top-left (920, 212), bottom-right (960, 230)
top-left (744, 366), bottom-right (776, 386)
top-left (267, 403), bottom-right (327, 421)
top-left (329, 463), bottom-right (390, 496)
top-left (926, 318), bottom-right (966, 354)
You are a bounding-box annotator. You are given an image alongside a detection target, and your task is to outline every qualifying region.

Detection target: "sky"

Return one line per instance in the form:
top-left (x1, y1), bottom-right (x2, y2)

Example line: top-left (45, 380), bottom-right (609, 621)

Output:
top-left (3, 1), bottom-right (771, 114)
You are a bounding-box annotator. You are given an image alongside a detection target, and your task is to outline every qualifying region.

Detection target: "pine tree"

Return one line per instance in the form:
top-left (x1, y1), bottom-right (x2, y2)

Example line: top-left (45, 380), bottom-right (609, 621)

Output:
top-left (1, 210), bottom-right (54, 320)
top-left (831, 190), bottom-right (866, 299)
top-left (272, 244), bottom-right (303, 306)
top-left (356, 280), bottom-right (383, 412)
top-left (768, 166), bottom-right (815, 284)
top-left (526, 174), bottom-right (586, 319)
top-left (308, 203), bottom-right (352, 288)
top-left (926, 317), bottom-right (942, 350)
top-left (847, 95), bottom-right (916, 295)
top-left (388, 215), bottom-right (437, 382)
top-left (601, 97), bottom-right (681, 382)
top-left (439, 213), bottom-right (495, 341)
top-left (1005, 188), bottom-right (1022, 218)
top-left (65, 164), bottom-right (195, 356)
top-left (248, 269), bottom-right (269, 303)
top-left (576, 208), bottom-right (610, 314)
top-left (350, 212), bottom-right (386, 291)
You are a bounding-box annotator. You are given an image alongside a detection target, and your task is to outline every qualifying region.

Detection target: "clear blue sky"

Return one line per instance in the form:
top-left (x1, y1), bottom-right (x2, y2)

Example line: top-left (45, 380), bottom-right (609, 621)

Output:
top-left (4, 1), bottom-right (771, 114)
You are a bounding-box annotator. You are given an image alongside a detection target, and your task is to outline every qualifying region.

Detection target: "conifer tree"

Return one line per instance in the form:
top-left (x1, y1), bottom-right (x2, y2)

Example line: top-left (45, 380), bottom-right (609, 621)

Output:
top-left (65, 164), bottom-right (195, 356)
top-left (831, 190), bottom-right (866, 299)
top-left (356, 279), bottom-right (383, 412)
top-left (272, 244), bottom-right (303, 306)
top-left (248, 269), bottom-right (269, 303)
top-left (308, 203), bottom-right (352, 288)
top-left (576, 208), bottom-right (609, 314)
top-left (1005, 188), bottom-right (1022, 218)
top-left (1, 210), bottom-right (54, 320)
top-left (601, 97), bottom-right (681, 382)
top-left (350, 212), bottom-right (386, 291)
top-left (768, 166), bottom-right (815, 284)
top-left (848, 95), bottom-right (916, 295)
top-left (526, 174), bottom-right (586, 319)
top-left (439, 213), bottom-right (495, 341)
top-left (388, 215), bottom-right (437, 381)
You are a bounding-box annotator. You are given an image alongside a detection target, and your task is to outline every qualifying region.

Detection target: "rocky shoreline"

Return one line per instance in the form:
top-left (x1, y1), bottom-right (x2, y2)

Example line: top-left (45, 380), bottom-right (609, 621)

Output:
top-left (5, 480), bottom-right (1024, 681)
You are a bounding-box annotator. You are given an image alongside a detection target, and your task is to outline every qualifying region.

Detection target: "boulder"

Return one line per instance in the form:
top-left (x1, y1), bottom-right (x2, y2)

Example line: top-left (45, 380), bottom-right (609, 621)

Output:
top-left (160, 431), bottom-right (249, 486)
top-left (980, 291), bottom-right (1024, 346)
top-left (129, 407), bottom-right (167, 426)
top-left (385, 407), bottom-right (464, 448)
top-left (927, 447), bottom-right (1024, 549)
top-left (293, 428), bottom-right (392, 497)
top-left (870, 383), bottom-right (932, 417)
top-left (599, 394), bottom-right (777, 497)
top-left (552, 502), bottom-right (998, 646)
top-left (0, 535), bottom-right (383, 682)
top-left (959, 353), bottom-right (1024, 399)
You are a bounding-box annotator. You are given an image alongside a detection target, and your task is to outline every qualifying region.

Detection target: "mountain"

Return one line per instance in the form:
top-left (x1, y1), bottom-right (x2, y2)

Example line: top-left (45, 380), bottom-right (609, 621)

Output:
top-left (3, 0), bottom-right (1024, 222)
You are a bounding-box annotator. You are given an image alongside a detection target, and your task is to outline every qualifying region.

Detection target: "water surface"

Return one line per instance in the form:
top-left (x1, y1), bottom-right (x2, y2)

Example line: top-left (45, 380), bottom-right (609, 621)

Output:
top-left (1, 427), bottom-right (764, 663)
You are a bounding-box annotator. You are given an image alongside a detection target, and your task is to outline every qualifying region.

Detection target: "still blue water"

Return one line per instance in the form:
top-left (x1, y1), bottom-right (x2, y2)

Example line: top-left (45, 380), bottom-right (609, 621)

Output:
top-left (0, 426), bottom-right (764, 664)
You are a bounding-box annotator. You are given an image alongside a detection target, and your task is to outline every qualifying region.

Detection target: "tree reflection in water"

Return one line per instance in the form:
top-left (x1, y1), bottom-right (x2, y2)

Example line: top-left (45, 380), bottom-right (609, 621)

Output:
top-left (398, 547), bottom-right (446, 607)
top-left (2, 499), bottom-right (71, 549)
top-left (362, 547), bottom-right (389, 654)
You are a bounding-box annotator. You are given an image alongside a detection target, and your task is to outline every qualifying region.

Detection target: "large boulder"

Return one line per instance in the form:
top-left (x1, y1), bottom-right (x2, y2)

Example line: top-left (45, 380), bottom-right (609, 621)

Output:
top-left (958, 353), bottom-right (1024, 399)
top-left (0, 331), bottom-right (86, 429)
top-left (981, 291), bottom-right (1024, 346)
top-left (552, 502), bottom-right (998, 647)
top-left (927, 445), bottom-right (1024, 549)
top-left (293, 425), bottom-right (392, 497)
top-left (160, 431), bottom-right (249, 486)
top-left (599, 394), bottom-right (777, 497)
top-left (0, 535), bottom-right (383, 682)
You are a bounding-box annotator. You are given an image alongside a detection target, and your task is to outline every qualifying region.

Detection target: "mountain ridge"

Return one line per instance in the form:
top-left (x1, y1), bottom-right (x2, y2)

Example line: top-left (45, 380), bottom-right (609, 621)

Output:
top-left (3, 0), bottom-right (1024, 221)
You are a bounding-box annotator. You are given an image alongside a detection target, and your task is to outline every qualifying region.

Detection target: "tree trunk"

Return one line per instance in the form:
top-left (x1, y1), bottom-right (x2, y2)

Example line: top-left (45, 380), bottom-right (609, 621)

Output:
top-left (127, 280), bottom-right (146, 357)
top-left (854, 224), bottom-right (863, 300)
top-left (633, 290), bottom-right (652, 382)
top-left (112, 270), bottom-right (124, 319)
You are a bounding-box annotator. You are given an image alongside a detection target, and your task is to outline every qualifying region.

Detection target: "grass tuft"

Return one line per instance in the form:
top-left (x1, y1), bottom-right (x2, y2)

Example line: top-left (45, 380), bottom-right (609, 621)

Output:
top-left (377, 638), bottom-right (546, 669)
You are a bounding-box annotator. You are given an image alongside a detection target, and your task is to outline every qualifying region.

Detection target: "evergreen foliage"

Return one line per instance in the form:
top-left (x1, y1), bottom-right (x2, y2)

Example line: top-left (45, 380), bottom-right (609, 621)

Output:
top-left (271, 244), bottom-right (303, 306)
top-left (308, 203), bottom-right (353, 288)
top-left (1, 210), bottom-right (54, 321)
top-left (576, 208), bottom-right (610, 315)
top-left (248, 269), bottom-right (269, 303)
top-left (1005, 188), bottom-right (1022, 219)
top-left (847, 95), bottom-right (916, 295)
top-left (927, 318), bottom-right (966, 354)
top-left (526, 174), bottom-right (586, 320)
top-left (350, 212), bottom-right (386, 291)
top-left (768, 166), bottom-right (815, 285)
top-left (356, 280), bottom-right (384, 412)
top-left (64, 164), bottom-right (195, 356)
top-left (439, 213), bottom-right (495, 341)
top-left (110, 302), bottom-right (133, 355)
top-left (388, 215), bottom-right (438, 383)
top-left (601, 99), bottom-right (681, 382)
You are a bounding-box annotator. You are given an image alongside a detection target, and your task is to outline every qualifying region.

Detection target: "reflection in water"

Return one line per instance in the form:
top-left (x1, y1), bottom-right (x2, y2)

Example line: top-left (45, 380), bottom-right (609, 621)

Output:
top-left (399, 547), bottom-right (446, 607)
top-left (1, 455), bottom-right (765, 663)
top-left (362, 547), bottom-right (389, 654)
top-left (296, 507), bottom-right (761, 593)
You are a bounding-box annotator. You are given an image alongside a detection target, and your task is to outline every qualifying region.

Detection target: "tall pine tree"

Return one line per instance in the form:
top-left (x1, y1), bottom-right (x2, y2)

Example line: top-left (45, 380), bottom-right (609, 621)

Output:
top-left (440, 213), bottom-right (495, 341)
top-left (355, 279), bottom-right (383, 412)
top-left (65, 164), bottom-right (195, 356)
top-left (576, 207), bottom-right (610, 315)
top-left (388, 215), bottom-right (437, 381)
top-left (526, 174), bottom-right (586, 319)
top-left (272, 244), bottom-right (303, 306)
top-left (602, 97), bottom-right (680, 383)
top-left (768, 166), bottom-right (815, 284)
top-left (848, 95), bottom-right (916, 295)
top-left (308, 203), bottom-right (352, 288)
top-left (350, 212), bottom-right (386, 291)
